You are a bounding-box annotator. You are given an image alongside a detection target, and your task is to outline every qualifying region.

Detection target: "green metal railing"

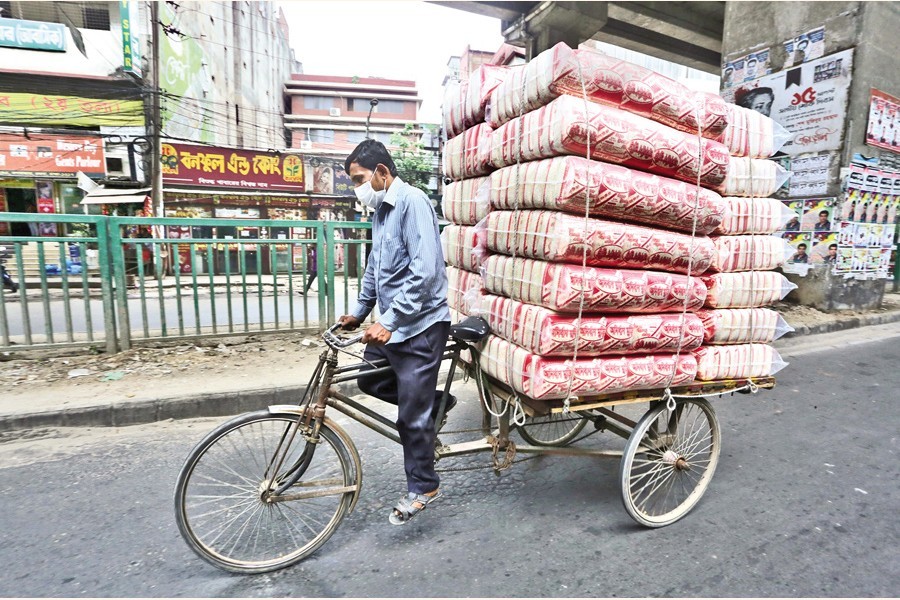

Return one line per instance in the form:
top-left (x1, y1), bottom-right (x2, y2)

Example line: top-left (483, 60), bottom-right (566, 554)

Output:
top-left (1, 214), bottom-right (117, 353)
top-left (1, 214), bottom-right (370, 353)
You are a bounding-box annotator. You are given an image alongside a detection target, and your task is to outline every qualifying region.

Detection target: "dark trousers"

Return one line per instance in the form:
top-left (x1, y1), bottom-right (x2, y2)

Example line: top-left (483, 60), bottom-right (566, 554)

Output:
top-left (357, 321), bottom-right (450, 495)
top-left (304, 272), bottom-right (327, 294)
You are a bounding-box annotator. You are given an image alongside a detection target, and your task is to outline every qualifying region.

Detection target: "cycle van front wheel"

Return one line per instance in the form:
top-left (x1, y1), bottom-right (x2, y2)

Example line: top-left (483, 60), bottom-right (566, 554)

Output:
top-left (174, 409), bottom-right (356, 574)
top-left (619, 398), bottom-right (721, 528)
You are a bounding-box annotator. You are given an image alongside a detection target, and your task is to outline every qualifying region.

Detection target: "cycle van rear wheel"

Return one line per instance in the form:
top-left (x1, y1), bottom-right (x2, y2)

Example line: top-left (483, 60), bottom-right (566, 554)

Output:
top-left (174, 410), bottom-right (355, 574)
top-left (619, 398), bottom-right (721, 528)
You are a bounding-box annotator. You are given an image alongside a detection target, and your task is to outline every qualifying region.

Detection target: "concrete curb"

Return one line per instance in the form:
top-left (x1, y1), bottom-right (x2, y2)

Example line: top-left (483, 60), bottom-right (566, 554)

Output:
top-left (4, 311), bottom-right (900, 433)
top-left (0, 386), bottom-right (304, 434)
top-left (781, 308), bottom-right (900, 337)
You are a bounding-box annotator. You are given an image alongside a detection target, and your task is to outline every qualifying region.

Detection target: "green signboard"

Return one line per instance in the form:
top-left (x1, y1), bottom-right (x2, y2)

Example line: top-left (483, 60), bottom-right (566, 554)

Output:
top-left (0, 17), bottom-right (67, 52)
top-left (120, 0), bottom-right (142, 77)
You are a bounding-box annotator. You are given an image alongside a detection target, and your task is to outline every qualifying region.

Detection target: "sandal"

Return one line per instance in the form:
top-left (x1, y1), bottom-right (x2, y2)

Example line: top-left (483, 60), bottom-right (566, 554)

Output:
top-left (388, 490), bottom-right (442, 525)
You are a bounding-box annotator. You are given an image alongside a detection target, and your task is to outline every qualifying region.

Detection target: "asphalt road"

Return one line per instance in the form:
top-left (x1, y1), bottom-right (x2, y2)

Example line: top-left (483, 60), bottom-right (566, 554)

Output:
top-left (0, 333), bottom-right (897, 597)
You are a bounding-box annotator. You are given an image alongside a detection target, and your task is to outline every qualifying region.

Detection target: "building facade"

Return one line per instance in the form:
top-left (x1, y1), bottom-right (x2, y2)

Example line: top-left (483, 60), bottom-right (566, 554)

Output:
top-left (0, 0), bottom-right (148, 235)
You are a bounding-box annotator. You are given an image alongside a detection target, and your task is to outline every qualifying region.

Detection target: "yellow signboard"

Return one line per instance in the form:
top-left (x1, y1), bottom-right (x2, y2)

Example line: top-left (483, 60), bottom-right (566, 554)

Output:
top-left (0, 92), bottom-right (145, 126)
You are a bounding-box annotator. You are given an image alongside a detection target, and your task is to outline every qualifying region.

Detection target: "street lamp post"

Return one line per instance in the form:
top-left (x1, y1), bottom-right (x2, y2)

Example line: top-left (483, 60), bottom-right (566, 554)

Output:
top-left (365, 98), bottom-right (379, 139)
top-left (362, 99), bottom-right (378, 259)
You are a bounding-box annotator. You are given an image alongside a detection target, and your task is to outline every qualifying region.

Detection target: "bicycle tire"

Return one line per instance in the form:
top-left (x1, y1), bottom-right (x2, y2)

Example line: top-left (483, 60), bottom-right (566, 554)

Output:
top-left (174, 410), bottom-right (355, 573)
top-left (619, 399), bottom-right (721, 527)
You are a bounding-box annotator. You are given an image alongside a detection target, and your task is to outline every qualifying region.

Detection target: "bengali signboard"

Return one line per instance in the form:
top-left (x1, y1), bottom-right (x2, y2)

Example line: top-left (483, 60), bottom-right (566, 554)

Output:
top-left (164, 190), bottom-right (310, 208)
top-left (161, 143), bottom-right (304, 191)
top-left (0, 133), bottom-right (105, 178)
top-left (0, 92), bottom-right (144, 127)
top-left (723, 48), bottom-right (854, 156)
top-left (0, 17), bottom-right (66, 52)
top-left (865, 88), bottom-right (900, 153)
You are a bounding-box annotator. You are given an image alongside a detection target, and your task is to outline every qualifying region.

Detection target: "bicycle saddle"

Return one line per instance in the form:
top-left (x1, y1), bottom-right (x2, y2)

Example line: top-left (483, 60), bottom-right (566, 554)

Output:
top-left (449, 316), bottom-right (491, 342)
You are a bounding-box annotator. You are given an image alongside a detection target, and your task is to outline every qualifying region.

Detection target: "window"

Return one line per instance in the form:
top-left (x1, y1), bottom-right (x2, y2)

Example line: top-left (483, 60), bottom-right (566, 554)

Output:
top-left (6, 1), bottom-right (111, 31)
top-left (346, 130), bottom-right (366, 144)
top-left (349, 98), bottom-right (407, 114)
top-left (374, 100), bottom-right (406, 114)
top-left (303, 96), bottom-right (334, 111)
top-left (106, 157), bottom-right (124, 173)
top-left (307, 129), bottom-right (334, 144)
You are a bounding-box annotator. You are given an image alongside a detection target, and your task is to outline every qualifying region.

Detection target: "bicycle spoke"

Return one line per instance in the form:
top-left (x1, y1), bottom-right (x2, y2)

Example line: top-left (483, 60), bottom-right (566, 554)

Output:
top-left (176, 414), bottom-right (353, 571)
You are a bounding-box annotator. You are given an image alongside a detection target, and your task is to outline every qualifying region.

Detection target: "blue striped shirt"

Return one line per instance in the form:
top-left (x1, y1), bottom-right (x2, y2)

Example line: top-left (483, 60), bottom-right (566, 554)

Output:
top-left (351, 177), bottom-right (450, 343)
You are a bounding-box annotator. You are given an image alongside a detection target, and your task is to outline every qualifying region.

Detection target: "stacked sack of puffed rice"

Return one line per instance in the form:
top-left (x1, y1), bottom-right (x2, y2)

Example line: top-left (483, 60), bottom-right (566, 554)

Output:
top-left (442, 64), bottom-right (514, 324)
top-left (692, 103), bottom-right (798, 381)
top-left (440, 43), bottom-right (795, 401)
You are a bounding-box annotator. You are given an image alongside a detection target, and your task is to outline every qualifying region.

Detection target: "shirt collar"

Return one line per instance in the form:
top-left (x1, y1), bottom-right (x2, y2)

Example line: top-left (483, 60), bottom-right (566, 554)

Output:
top-left (382, 176), bottom-right (404, 207)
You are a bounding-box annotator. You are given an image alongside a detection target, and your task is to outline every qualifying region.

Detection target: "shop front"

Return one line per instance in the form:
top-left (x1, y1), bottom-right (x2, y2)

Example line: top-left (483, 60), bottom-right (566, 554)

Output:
top-left (0, 132), bottom-right (106, 236)
top-left (162, 142), bottom-right (316, 276)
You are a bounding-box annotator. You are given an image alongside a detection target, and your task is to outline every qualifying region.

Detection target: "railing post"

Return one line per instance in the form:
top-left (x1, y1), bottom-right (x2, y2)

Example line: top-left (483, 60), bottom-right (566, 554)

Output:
top-left (320, 222), bottom-right (331, 329)
top-left (108, 217), bottom-right (132, 351)
top-left (95, 218), bottom-right (119, 354)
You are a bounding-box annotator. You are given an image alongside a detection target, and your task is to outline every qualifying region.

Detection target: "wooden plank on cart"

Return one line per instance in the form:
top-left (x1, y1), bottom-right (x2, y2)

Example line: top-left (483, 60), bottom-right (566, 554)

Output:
top-left (547, 377), bottom-right (777, 414)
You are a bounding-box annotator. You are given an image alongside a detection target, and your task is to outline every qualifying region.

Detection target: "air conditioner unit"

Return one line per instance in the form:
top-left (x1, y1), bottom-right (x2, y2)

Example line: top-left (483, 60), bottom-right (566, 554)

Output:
top-left (300, 140), bottom-right (313, 150)
top-left (329, 107), bottom-right (341, 117)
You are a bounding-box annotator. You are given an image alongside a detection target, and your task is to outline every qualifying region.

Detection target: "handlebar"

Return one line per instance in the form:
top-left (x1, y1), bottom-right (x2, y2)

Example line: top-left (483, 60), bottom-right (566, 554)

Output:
top-left (322, 323), bottom-right (364, 349)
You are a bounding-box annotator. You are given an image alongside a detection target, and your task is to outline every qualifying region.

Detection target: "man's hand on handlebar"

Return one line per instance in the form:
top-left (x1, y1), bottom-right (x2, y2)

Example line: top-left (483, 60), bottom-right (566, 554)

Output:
top-left (337, 314), bottom-right (360, 330)
top-left (361, 323), bottom-right (392, 346)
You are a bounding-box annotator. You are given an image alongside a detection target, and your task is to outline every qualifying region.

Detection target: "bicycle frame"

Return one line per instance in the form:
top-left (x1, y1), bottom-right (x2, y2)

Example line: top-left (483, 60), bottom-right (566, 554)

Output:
top-left (298, 334), bottom-right (637, 464)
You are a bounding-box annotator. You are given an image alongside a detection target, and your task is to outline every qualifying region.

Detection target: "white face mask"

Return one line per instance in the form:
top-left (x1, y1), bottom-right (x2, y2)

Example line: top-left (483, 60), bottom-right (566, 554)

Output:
top-left (354, 171), bottom-right (388, 210)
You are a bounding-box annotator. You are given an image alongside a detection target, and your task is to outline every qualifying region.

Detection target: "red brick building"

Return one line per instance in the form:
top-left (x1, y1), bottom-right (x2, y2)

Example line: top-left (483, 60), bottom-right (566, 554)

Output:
top-left (284, 75), bottom-right (422, 158)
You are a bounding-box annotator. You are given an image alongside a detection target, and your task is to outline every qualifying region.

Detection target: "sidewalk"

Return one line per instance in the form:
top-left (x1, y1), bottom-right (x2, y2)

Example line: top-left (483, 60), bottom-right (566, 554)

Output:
top-left (2, 294), bottom-right (900, 433)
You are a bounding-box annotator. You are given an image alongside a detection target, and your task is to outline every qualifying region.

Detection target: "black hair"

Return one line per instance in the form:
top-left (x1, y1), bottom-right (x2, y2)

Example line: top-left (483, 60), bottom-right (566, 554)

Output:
top-left (828, 244), bottom-right (838, 250)
top-left (738, 87), bottom-right (775, 108)
top-left (797, 243), bottom-right (808, 250)
top-left (344, 139), bottom-right (398, 177)
top-left (819, 210), bottom-right (829, 217)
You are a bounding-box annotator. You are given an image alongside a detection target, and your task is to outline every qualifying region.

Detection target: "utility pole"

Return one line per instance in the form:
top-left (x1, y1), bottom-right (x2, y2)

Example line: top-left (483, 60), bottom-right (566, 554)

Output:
top-left (148, 0), bottom-right (166, 274)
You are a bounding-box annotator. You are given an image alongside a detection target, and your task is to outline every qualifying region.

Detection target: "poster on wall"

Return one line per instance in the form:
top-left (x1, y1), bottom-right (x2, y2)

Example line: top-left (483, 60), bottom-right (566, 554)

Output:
top-left (865, 89), bottom-right (900, 153)
top-left (721, 57), bottom-right (744, 89)
top-left (811, 231), bottom-right (839, 265)
top-left (35, 179), bottom-right (57, 237)
top-left (722, 50), bottom-right (770, 88)
top-left (0, 188), bottom-right (8, 235)
top-left (307, 160), bottom-right (335, 195)
top-left (801, 198), bottom-right (836, 231)
top-left (723, 48), bottom-right (854, 156)
top-left (783, 231), bottom-right (813, 264)
top-left (783, 26), bottom-right (826, 68)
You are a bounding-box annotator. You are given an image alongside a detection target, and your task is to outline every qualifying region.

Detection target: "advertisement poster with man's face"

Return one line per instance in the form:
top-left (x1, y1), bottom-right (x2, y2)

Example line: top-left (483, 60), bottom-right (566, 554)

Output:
top-left (877, 176), bottom-right (893, 224)
top-left (783, 232), bottom-right (812, 264)
top-left (781, 200), bottom-right (803, 232)
top-left (721, 57), bottom-right (745, 89)
top-left (802, 198), bottom-right (834, 231)
top-left (741, 49), bottom-right (771, 83)
top-left (784, 26), bottom-right (825, 68)
top-left (811, 231), bottom-right (838, 265)
top-left (723, 48), bottom-right (854, 156)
